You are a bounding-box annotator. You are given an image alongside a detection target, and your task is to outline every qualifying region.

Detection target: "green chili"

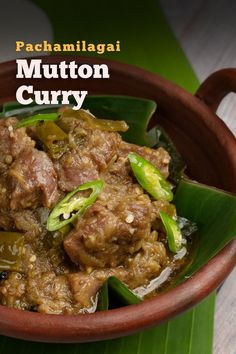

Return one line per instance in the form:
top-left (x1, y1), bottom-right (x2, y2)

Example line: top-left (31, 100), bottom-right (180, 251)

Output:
top-left (159, 212), bottom-right (183, 253)
top-left (47, 179), bottom-right (104, 232)
top-left (35, 121), bottom-right (68, 159)
top-left (0, 232), bottom-right (24, 271)
top-left (128, 152), bottom-right (173, 201)
top-left (15, 113), bottom-right (59, 128)
top-left (61, 109), bottom-right (129, 132)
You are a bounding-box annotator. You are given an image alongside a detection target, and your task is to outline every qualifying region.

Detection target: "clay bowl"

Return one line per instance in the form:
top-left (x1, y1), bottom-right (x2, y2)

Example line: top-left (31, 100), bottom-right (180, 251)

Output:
top-left (0, 56), bottom-right (235, 343)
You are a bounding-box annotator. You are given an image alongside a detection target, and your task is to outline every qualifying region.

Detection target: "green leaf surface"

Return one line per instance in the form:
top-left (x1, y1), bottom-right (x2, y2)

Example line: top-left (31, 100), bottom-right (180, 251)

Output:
top-left (177, 216), bottom-right (198, 238)
top-left (0, 101), bottom-right (61, 118)
top-left (98, 276), bottom-right (141, 311)
top-left (174, 179), bottom-right (236, 279)
top-left (32, 0), bottom-right (199, 93)
top-left (108, 276), bottom-right (142, 306)
top-left (0, 292), bottom-right (215, 354)
top-left (149, 126), bottom-right (186, 185)
top-left (83, 96), bottom-right (156, 145)
top-left (97, 279), bottom-right (109, 311)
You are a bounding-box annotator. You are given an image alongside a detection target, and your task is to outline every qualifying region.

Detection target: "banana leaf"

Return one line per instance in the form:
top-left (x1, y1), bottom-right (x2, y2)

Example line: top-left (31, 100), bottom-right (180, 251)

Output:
top-left (177, 216), bottom-right (198, 238)
top-left (0, 292), bottom-right (215, 354)
top-left (98, 276), bottom-right (141, 311)
top-left (0, 101), bottom-right (61, 118)
top-left (148, 126), bottom-right (186, 185)
top-left (83, 96), bottom-right (156, 146)
top-left (174, 179), bottom-right (236, 280)
top-left (97, 279), bottom-right (109, 311)
top-left (32, 0), bottom-right (199, 94)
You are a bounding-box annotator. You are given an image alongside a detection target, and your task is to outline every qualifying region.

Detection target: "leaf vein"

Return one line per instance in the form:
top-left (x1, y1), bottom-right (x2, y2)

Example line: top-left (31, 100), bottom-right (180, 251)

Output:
top-left (188, 307), bottom-right (196, 354)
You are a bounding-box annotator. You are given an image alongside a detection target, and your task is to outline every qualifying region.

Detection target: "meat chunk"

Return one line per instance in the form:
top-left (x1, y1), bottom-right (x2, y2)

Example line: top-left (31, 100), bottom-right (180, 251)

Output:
top-left (0, 176), bottom-right (10, 210)
top-left (0, 118), bottom-right (35, 159)
top-left (0, 273), bottom-right (26, 310)
top-left (9, 148), bottom-right (59, 210)
top-left (13, 210), bottom-right (42, 238)
top-left (67, 239), bottom-right (168, 311)
top-left (0, 118), bottom-right (37, 222)
top-left (67, 272), bottom-right (102, 310)
top-left (119, 142), bottom-right (170, 177)
top-left (26, 272), bottom-right (73, 314)
top-left (64, 184), bottom-right (153, 269)
top-left (55, 114), bottom-right (121, 191)
top-left (0, 210), bottom-right (15, 230)
top-left (87, 129), bottom-right (121, 170)
top-left (67, 268), bottom-right (128, 310)
top-left (127, 238), bottom-right (168, 288)
top-left (54, 150), bottom-right (99, 192)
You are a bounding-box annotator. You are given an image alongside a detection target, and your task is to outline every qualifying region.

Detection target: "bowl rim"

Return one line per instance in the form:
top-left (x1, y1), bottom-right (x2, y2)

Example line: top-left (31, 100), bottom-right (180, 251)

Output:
top-left (0, 56), bottom-right (235, 343)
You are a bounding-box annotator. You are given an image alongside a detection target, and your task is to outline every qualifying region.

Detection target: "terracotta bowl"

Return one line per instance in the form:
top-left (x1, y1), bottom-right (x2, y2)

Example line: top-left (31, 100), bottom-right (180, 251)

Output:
top-left (0, 57), bottom-right (235, 343)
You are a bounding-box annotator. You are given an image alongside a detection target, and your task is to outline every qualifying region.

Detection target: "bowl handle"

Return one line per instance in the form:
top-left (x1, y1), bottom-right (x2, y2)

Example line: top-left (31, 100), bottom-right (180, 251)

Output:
top-left (195, 68), bottom-right (236, 113)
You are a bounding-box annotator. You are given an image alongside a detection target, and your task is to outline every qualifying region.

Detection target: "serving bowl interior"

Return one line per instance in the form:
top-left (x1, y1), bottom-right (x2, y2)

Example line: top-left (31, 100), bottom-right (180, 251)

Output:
top-left (0, 56), bottom-right (235, 343)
